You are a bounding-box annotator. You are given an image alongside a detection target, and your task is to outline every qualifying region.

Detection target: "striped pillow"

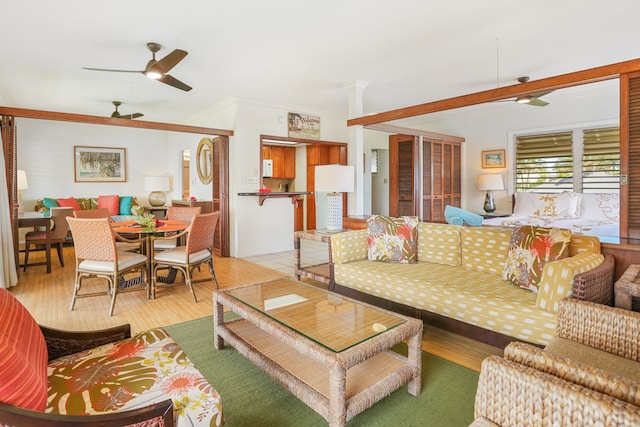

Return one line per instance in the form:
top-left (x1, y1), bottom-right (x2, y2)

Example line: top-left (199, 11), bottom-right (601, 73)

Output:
top-left (0, 289), bottom-right (48, 411)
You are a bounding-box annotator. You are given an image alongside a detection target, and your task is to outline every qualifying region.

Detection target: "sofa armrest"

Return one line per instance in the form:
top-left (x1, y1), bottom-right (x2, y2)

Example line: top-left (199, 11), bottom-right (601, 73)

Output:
top-left (40, 324), bottom-right (131, 361)
top-left (0, 399), bottom-right (173, 427)
top-left (572, 253), bottom-right (615, 305)
top-left (330, 229), bottom-right (368, 264)
top-left (504, 341), bottom-right (640, 406)
top-left (556, 298), bottom-right (640, 362)
top-left (474, 355), bottom-right (640, 426)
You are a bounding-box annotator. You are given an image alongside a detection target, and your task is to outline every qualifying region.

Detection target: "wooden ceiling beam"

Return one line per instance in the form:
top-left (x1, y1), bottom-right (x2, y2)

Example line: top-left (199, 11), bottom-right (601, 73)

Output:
top-left (348, 58), bottom-right (640, 127)
top-left (0, 106), bottom-right (233, 136)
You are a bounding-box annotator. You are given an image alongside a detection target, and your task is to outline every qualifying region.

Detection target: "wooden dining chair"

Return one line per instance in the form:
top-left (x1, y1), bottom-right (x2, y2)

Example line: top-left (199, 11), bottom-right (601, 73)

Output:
top-left (153, 206), bottom-right (202, 251)
top-left (151, 212), bottom-right (220, 301)
top-left (67, 217), bottom-right (149, 316)
top-left (23, 207), bottom-right (73, 272)
top-left (73, 208), bottom-right (141, 252)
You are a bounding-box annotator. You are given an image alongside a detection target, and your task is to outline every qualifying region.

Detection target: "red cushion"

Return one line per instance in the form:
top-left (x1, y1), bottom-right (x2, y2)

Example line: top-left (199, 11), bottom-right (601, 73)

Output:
top-left (0, 289), bottom-right (48, 411)
top-left (98, 195), bottom-right (120, 216)
top-left (56, 197), bottom-right (82, 211)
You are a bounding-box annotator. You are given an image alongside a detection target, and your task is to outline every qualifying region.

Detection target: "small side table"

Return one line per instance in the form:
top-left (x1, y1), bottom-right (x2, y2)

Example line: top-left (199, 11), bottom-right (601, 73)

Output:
top-left (478, 212), bottom-right (511, 219)
top-left (294, 230), bottom-right (334, 285)
top-left (614, 264), bottom-right (640, 312)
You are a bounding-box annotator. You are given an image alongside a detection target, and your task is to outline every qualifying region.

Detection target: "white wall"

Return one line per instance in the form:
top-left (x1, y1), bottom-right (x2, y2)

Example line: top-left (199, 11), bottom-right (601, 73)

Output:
top-left (15, 82), bottom-right (619, 258)
top-left (18, 119), bottom-right (178, 210)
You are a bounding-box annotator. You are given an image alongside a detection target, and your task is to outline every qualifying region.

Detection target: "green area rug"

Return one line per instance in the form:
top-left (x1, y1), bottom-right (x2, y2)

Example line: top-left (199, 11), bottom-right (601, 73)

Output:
top-left (165, 316), bottom-right (479, 427)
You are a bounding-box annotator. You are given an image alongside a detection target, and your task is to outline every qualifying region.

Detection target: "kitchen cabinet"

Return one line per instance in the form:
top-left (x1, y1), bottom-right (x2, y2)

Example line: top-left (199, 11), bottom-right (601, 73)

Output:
top-left (263, 146), bottom-right (296, 179)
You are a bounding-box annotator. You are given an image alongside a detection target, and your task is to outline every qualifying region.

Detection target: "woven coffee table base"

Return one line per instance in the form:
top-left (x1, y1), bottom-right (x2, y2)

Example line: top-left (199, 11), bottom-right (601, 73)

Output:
top-left (213, 284), bottom-right (423, 427)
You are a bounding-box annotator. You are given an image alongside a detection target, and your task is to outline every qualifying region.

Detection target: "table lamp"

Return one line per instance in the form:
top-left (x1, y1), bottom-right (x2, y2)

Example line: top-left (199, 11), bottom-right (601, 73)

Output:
top-left (144, 176), bottom-right (171, 207)
top-left (315, 165), bottom-right (355, 232)
top-left (476, 174), bottom-right (504, 213)
top-left (17, 170), bottom-right (28, 213)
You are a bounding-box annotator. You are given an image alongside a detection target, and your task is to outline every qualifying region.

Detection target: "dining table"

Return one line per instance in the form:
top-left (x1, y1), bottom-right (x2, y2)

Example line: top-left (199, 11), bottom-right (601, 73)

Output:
top-left (111, 219), bottom-right (190, 286)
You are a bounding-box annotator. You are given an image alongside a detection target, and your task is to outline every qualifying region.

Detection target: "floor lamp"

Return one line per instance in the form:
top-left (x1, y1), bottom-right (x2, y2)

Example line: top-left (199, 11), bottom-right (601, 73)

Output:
top-left (315, 165), bottom-right (354, 232)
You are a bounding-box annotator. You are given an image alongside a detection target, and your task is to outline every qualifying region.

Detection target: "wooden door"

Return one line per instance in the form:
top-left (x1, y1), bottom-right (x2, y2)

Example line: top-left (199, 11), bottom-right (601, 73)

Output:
top-left (389, 134), bottom-right (419, 217)
top-left (211, 136), bottom-right (230, 256)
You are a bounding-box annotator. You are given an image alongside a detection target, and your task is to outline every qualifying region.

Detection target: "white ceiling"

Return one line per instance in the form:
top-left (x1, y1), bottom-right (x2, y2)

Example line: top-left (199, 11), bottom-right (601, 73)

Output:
top-left (1, 0), bottom-right (639, 125)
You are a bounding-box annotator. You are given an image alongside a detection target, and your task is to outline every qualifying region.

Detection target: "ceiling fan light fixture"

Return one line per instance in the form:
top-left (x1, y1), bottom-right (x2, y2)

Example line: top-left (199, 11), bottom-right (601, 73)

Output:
top-left (145, 70), bottom-right (162, 80)
top-left (516, 95), bottom-right (533, 104)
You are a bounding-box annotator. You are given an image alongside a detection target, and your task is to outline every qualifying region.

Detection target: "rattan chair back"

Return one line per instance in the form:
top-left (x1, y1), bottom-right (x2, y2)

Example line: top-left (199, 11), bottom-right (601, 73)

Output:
top-left (166, 206), bottom-right (201, 222)
top-left (67, 217), bottom-right (117, 262)
top-left (185, 212), bottom-right (219, 255)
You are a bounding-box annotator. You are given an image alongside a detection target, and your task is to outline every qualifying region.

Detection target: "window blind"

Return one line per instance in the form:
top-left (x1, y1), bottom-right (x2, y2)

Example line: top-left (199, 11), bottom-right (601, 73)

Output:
top-left (582, 127), bottom-right (620, 192)
top-left (515, 132), bottom-right (573, 192)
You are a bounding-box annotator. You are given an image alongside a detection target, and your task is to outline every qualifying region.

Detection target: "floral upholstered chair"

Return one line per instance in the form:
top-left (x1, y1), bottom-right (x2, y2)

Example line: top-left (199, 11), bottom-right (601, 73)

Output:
top-left (0, 288), bottom-right (224, 426)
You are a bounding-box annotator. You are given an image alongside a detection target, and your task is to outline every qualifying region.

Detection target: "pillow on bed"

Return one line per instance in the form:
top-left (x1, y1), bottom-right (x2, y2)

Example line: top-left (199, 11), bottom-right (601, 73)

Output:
top-left (579, 193), bottom-right (619, 223)
top-left (513, 192), bottom-right (573, 218)
top-left (503, 226), bottom-right (572, 292)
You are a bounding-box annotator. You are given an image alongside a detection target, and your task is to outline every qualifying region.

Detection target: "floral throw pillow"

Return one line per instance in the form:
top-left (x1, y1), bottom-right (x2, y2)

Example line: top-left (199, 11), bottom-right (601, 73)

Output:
top-left (367, 215), bottom-right (418, 264)
top-left (502, 226), bottom-right (572, 292)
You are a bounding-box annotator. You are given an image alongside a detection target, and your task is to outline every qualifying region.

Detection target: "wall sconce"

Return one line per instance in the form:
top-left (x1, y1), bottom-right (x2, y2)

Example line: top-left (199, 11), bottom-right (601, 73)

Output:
top-left (144, 176), bottom-right (171, 207)
top-left (476, 174), bottom-right (504, 213)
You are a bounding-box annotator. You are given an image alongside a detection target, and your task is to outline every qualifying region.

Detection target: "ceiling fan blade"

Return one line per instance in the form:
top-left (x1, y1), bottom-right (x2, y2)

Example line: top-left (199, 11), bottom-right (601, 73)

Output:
top-left (83, 67), bottom-right (144, 74)
top-left (158, 74), bottom-right (192, 91)
top-left (152, 49), bottom-right (188, 74)
top-left (118, 113), bottom-right (144, 120)
top-left (527, 98), bottom-right (549, 107)
top-left (531, 91), bottom-right (553, 99)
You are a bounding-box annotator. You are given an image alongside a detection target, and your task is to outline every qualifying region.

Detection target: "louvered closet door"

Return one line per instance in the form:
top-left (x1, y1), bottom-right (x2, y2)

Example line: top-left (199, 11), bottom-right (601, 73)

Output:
top-left (622, 71), bottom-right (640, 238)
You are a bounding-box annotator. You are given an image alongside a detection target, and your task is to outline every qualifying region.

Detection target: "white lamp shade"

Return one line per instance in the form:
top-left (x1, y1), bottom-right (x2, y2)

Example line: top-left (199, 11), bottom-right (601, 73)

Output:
top-left (476, 174), bottom-right (504, 191)
top-left (315, 165), bottom-right (355, 193)
top-left (144, 176), bottom-right (171, 192)
top-left (17, 170), bottom-right (28, 190)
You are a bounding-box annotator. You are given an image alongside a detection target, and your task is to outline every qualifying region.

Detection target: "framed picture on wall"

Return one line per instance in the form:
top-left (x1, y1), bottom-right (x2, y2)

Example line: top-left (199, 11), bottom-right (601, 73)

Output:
top-left (74, 146), bottom-right (126, 182)
top-left (288, 112), bottom-right (320, 139)
top-left (481, 149), bottom-right (506, 169)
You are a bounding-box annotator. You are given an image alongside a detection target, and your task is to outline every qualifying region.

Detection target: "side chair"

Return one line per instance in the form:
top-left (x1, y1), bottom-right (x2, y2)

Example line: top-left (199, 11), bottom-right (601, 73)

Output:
top-left (153, 206), bottom-right (202, 251)
top-left (151, 211), bottom-right (220, 301)
top-left (23, 207), bottom-right (73, 272)
top-left (73, 208), bottom-right (140, 252)
top-left (66, 217), bottom-right (149, 316)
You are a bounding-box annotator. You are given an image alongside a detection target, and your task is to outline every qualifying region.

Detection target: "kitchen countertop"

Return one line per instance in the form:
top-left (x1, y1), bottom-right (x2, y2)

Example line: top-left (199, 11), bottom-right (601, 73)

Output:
top-left (238, 191), bottom-right (311, 206)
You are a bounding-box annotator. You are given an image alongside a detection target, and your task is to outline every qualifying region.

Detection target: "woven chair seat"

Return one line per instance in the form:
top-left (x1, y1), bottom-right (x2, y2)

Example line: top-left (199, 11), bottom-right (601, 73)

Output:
top-left (154, 247), bottom-right (211, 264)
top-left (79, 251), bottom-right (147, 272)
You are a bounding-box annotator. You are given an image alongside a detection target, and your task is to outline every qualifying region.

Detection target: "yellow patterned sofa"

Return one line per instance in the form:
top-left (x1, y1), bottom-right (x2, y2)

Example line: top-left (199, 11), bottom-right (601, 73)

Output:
top-left (329, 223), bottom-right (615, 347)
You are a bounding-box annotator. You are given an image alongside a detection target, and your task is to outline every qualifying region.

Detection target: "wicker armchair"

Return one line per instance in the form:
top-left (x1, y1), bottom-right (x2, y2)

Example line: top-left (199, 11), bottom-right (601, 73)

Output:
top-left (472, 299), bottom-right (640, 426)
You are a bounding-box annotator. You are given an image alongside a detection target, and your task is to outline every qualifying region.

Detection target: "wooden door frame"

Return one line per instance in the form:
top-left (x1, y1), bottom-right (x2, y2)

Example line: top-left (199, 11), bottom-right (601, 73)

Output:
top-left (0, 106), bottom-right (233, 261)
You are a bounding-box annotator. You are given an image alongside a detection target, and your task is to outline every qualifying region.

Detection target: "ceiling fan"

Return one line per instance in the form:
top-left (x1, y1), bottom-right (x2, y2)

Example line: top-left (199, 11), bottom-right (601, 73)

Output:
top-left (110, 101), bottom-right (143, 119)
top-left (510, 76), bottom-right (552, 107)
top-left (83, 42), bottom-right (192, 92)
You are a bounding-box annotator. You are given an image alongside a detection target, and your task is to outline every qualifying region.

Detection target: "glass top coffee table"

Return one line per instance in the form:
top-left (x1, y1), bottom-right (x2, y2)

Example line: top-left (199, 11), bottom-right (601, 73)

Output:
top-left (213, 278), bottom-right (423, 427)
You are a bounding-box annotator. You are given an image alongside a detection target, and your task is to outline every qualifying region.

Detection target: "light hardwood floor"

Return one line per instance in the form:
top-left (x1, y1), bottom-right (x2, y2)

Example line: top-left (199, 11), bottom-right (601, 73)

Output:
top-left (11, 246), bottom-right (502, 372)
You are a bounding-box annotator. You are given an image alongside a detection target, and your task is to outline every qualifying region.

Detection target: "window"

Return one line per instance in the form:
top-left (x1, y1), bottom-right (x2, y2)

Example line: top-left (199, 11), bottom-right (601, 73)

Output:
top-left (515, 126), bottom-right (619, 193)
top-left (582, 127), bottom-right (620, 192)
top-left (515, 131), bottom-right (573, 192)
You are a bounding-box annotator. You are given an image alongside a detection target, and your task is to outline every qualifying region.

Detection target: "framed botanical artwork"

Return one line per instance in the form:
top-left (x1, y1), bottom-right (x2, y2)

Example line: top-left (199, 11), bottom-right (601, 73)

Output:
top-left (481, 149), bottom-right (506, 169)
top-left (74, 146), bottom-right (126, 182)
